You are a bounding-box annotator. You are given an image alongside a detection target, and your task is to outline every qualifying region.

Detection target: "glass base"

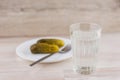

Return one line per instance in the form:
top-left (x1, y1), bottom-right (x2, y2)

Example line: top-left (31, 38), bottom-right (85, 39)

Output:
top-left (73, 66), bottom-right (95, 75)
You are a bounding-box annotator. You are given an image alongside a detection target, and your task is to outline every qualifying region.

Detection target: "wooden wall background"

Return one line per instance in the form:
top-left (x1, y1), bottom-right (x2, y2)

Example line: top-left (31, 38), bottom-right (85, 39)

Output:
top-left (0, 0), bottom-right (120, 37)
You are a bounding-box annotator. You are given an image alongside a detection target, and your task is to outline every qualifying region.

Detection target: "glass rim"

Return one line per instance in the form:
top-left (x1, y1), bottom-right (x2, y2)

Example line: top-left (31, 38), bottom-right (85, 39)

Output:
top-left (70, 22), bottom-right (102, 33)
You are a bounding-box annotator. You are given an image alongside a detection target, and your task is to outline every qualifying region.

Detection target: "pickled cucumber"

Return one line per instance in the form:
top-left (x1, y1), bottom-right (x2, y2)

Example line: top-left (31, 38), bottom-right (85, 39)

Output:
top-left (37, 39), bottom-right (64, 48)
top-left (31, 43), bottom-right (59, 54)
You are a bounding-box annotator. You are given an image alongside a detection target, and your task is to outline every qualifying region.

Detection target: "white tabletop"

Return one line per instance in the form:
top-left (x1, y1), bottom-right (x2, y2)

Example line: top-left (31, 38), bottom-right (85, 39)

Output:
top-left (0, 33), bottom-right (120, 80)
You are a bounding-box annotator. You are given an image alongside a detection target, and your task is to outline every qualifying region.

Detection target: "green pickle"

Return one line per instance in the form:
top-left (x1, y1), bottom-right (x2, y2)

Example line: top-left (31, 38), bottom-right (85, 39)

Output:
top-left (30, 39), bottom-right (65, 54)
top-left (31, 43), bottom-right (59, 54)
top-left (37, 39), bottom-right (64, 48)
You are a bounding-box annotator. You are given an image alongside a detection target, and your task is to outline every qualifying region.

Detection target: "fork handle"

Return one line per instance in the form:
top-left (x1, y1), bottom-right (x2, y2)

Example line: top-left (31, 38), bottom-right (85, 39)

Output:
top-left (30, 53), bottom-right (54, 66)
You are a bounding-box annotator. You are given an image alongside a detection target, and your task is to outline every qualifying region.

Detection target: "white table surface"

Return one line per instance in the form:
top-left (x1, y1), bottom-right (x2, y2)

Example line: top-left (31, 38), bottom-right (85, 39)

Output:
top-left (0, 33), bottom-right (120, 80)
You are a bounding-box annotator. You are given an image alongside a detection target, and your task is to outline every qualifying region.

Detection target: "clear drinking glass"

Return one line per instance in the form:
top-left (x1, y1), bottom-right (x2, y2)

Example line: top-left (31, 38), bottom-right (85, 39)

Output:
top-left (70, 23), bottom-right (101, 75)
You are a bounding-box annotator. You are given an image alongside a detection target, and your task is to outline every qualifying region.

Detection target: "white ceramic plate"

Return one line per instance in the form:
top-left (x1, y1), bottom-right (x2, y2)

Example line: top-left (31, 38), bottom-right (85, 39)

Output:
top-left (16, 37), bottom-right (72, 63)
